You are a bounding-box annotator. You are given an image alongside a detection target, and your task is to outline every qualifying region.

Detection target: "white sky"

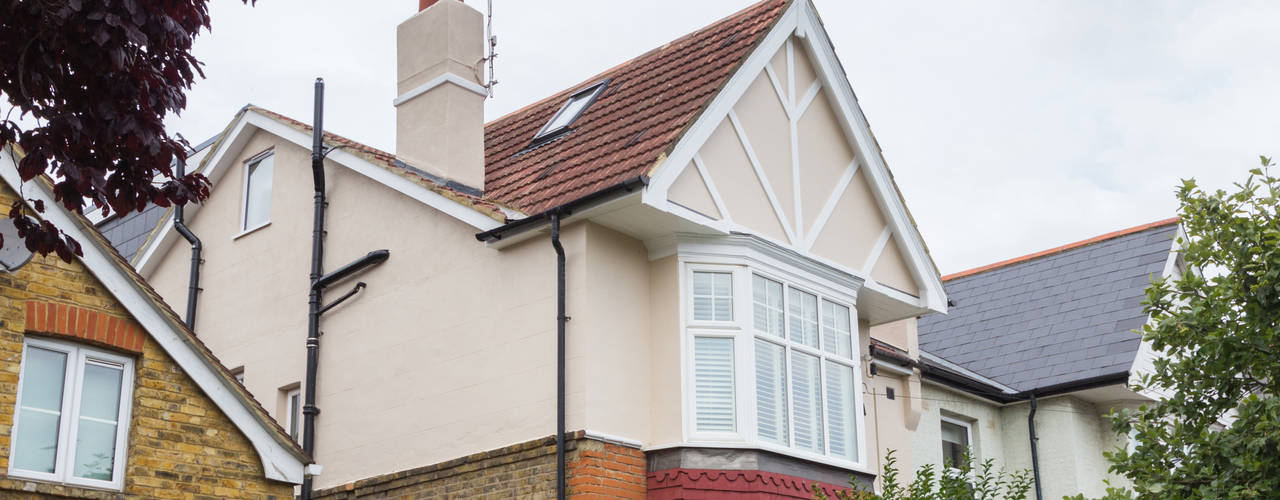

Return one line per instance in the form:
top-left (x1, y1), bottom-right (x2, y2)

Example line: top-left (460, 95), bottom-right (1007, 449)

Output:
top-left (166, 0), bottom-right (1280, 274)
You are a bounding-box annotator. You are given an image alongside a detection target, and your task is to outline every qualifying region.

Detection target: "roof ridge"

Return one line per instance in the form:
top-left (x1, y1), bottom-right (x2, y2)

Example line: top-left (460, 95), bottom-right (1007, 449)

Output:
top-left (942, 216), bottom-right (1180, 282)
top-left (482, 0), bottom-right (785, 129)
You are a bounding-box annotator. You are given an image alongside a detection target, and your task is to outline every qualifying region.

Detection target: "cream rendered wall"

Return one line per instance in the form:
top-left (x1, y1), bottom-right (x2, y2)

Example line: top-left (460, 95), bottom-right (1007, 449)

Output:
top-left (912, 383), bottom-right (1009, 474)
top-left (648, 256), bottom-right (683, 446)
top-left (866, 372), bottom-right (912, 486)
top-left (992, 396), bottom-right (1128, 499)
top-left (146, 129), bottom-right (598, 489)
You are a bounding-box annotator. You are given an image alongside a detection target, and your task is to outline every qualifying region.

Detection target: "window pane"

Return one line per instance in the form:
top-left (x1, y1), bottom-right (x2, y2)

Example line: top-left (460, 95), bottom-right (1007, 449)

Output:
top-left (821, 301), bottom-right (853, 358)
top-left (692, 271), bottom-right (732, 321)
top-left (825, 361), bottom-right (857, 460)
top-left (543, 93), bottom-right (592, 133)
top-left (693, 337), bottom-right (735, 432)
top-left (72, 419), bottom-right (117, 480)
top-left (753, 276), bottom-right (785, 337)
top-left (788, 289), bottom-right (819, 348)
top-left (14, 347), bottom-right (68, 473)
top-left (941, 420), bottom-right (969, 469)
top-left (79, 363), bottom-right (123, 421)
top-left (289, 392), bottom-right (301, 441)
top-left (754, 340), bottom-right (788, 444)
top-left (790, 351), bottom-right (823, 453)
top-left (244, 156), bottom-right (274, 229)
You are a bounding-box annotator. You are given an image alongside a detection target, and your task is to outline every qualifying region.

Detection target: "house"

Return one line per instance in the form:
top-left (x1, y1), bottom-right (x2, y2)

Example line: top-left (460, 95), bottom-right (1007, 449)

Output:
top-left (868, 218), bottom-right (1182, 499)
top-left (0, 146), bottom-right (308, 498)
top-left (103, 0), bottom-right (951, 497)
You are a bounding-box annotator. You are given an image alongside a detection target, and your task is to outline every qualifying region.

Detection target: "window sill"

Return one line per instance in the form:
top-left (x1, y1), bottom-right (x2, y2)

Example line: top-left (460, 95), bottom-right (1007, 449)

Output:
top-left (233, 221), bottom-right (271, 240)
top-left (647, 440), bottom-right (873, 477)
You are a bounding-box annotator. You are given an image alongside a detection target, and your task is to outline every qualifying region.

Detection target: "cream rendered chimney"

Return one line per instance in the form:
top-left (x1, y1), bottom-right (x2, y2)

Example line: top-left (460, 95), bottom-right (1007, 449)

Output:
top-left (395, 0), bottom-right (487, 190)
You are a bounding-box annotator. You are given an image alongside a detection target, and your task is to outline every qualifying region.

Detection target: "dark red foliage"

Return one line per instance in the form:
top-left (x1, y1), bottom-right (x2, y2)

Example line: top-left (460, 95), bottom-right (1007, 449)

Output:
top-left (0, 0), bottom-right (248, 261)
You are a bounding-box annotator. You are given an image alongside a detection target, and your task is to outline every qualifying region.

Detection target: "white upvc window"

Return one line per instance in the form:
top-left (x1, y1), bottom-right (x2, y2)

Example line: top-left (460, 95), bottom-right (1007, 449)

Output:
top-left (9, 338), bottom-right (134, 490)
top-left (940, 415), bottom-right (972, 470)
top-left (241, 151), bottom-right (274, 233)
top-left (284, 388), bottom-right (302, 443)
top-left (684, 261), bottom-right (866, 470)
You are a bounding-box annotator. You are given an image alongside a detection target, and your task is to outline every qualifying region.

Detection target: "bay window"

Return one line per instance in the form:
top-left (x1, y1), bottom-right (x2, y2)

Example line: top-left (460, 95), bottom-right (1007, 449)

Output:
top-left (10, 338), bottom-right (134, 490)
top-left (687, 262), bottom-right (865, 468)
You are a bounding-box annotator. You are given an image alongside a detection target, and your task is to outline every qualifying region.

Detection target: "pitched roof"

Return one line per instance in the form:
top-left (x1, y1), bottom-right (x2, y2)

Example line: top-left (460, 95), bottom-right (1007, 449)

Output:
top-left (482, 0), bottom-right (789, 214)
top-left (918, 219), bottom-right (1180, 393)
top-left (2, 146), bottom-right (309, 482)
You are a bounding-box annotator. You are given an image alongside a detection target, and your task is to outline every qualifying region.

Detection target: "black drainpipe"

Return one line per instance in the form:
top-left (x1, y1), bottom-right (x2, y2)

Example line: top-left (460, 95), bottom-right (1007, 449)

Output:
top-left (550, 212), bottom-right (567, 500)
top-left (1028, 393), bottom-right (1043, 500)
top-left (300, 78), bottom-right (391, 500)
top-left (172, 161), bottom-right (202, 330)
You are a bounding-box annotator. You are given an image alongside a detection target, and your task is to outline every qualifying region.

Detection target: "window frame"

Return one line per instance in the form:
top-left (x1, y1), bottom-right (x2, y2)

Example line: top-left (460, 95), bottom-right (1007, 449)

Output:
top-left (9, 337), bottom-right (135, 491)
top-left (680, 257), bottom-right (868, 473)
top-left (529, 80), bottom-right (608, 146)
top-left (284, 387), bottom-right (302, 443)
top-left (239, 149), bottom-right (275, 235)
top-left (939, 414), bottom-right (973, 470)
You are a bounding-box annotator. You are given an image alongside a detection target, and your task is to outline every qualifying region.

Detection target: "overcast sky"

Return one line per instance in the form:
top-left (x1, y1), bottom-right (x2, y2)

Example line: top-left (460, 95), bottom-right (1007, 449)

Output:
top-left (167, 0), bottom-right (1280, 274)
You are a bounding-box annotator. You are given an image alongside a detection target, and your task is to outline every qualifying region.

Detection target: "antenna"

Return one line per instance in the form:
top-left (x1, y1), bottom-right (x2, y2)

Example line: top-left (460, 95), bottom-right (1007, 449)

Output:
top-left (483, 0), bottom-right (498, 97)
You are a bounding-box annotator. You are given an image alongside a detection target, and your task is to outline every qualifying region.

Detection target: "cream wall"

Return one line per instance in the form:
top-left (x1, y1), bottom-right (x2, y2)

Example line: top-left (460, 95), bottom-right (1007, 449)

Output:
top-left (648, 256), bottom-right (683, 446)
top-left (913, 383), bottom-right (1009, 473)
top-left (147, 129), bottom-right (604, 489)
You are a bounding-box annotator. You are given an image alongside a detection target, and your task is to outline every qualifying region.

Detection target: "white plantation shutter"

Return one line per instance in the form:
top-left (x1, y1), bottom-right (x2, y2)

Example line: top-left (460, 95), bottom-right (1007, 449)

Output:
top-left (753, 275), bottom-right (785, 337)
top-left (821, 301), bottom-right (853, 358)
top-left (788, 289), bottom-right (819, 347)
top-left (754, 339), bottom-right (788, 444)
top-left (825, 361), bottom-right (857, 460)
top-left (693, 337), bottom-right (735, 432)
top-left (693, 272), bottom-right (733, 321)
top-left (790, 351), bottom-right (824, 453)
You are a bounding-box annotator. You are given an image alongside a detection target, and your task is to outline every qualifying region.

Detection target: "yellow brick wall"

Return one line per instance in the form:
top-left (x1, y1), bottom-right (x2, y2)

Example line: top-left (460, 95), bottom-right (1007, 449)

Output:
top-left (0, 186), bottom-right (295, 499)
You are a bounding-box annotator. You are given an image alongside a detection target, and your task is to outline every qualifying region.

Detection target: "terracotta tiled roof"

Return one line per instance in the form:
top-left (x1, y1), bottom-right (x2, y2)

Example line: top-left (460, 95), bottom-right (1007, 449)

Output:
top-left (482, 0), bottom-right (790, 215)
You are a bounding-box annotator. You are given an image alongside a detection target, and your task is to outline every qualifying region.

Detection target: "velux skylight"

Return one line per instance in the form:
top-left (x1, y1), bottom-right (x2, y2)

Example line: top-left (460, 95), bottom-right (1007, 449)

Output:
top-left (530, 80), bottom-right (608, 146)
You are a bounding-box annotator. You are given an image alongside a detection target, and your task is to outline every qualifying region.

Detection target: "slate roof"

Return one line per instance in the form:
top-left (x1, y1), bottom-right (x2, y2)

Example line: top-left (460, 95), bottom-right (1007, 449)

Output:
top-left (483, 0), bottom-right (787, 214)
top-left (98, 204), bottom-right (165, 261)
top-left (918, 219), bottom-right (1180, 393)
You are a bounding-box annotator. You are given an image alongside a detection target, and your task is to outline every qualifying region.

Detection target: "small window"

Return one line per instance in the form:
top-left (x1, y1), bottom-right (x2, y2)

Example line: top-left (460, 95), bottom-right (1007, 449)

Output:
top-left (941, 417), bottom-right (972, 469)
top-left (284, 388), bottom-right (302, 442)
top-left (242, 153), bottom-right (274, 232)
top-left (10, 338), bottom-right (134, 490)
top-left (230, 366), bottom-right (245, 384)
top-left (530, 81), bottom-right (608, 145)
top-left (692, 271), bottom-right (733, 322)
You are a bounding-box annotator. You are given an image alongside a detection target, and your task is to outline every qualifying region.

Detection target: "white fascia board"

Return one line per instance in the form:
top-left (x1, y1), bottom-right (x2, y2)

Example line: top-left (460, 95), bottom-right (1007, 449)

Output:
top-left (0, 154), bottom-right (306, 484)
top-left (1128, 223), bottom-right (1186, 399)
top-left (133, 110), bottom-right (502, 273)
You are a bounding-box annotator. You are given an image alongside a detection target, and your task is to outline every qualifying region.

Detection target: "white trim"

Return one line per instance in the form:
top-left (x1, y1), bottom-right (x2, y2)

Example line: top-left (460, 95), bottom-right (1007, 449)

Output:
top-left (919, 351), bottom-right (1018, 395)
top-left (871, 358), bottom-right (913, 377)
top-left (796, 80), bottom-right (823, 117)
top-left (392, 72), bottom-right (489, 106)
top-left (9, 337), bottom-right (135, 491)
top-left (0, 153), bottom-right (307, 484)
top-left (1128, 222), bottom-right (1187, 401)
top-left (727, 111), bottom-right (797, 244)
top-left (763, 64), bottom-right (792, 119)
top-left (862, 227), bottom-right (893, 274)
top-left (939, 414), bottom-right (973, 470)
top-left (582, 430), bottom-right (644, 449)
top-left (692, 154), bottom-right (731, 223)
top-left (233, 221), bottom-right (272, 240)
top-left (240, 151), bottom-right (274, 233)
top-left (802, 160), bottom-right (859, 251)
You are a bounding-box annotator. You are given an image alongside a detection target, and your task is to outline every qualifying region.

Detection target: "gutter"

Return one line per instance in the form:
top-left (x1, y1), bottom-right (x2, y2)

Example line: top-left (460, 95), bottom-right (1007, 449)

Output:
top-left (474, 175), bottom-right (649, 243)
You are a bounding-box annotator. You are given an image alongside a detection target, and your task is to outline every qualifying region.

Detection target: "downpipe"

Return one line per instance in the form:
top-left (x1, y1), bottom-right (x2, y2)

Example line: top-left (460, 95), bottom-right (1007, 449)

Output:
top-left (551, 212), bottom-right (567, 500)
top-left (172, 160), bottom-right (202, 330)
top-left (1028, 393), bottom-right (1043, 500)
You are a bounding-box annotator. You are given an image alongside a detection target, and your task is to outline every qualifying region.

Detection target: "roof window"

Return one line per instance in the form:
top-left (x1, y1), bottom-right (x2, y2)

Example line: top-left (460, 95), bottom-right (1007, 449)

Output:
top-left (530, 80), bottom-right (608, 146)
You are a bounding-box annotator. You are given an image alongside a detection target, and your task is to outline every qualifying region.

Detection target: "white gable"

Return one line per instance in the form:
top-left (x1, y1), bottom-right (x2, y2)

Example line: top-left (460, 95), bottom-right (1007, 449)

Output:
top-left (643, 0), bottom-right (945, 317)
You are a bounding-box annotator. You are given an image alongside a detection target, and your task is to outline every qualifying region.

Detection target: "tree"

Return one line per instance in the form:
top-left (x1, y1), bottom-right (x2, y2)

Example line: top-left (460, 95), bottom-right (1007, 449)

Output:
top-left (0, 0), bottom-right (247, 260)
top-left (1106, 159), bottom-right (1280, 498)
top-left (813, 449), bottom-right (1033, 500)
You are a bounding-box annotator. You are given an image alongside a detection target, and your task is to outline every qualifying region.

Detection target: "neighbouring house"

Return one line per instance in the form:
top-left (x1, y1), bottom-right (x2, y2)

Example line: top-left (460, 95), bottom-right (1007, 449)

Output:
top-left (868, 218), bottom-right (1183, 499)
top-left (0, 146), bottom-right (308, 498)
top-left (102, 0), bottom-right (951, 497)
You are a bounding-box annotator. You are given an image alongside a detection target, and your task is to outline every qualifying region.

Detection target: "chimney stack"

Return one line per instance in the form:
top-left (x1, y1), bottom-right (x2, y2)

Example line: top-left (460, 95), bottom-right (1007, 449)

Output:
top-left (395, 0), bottom-right (487, 190)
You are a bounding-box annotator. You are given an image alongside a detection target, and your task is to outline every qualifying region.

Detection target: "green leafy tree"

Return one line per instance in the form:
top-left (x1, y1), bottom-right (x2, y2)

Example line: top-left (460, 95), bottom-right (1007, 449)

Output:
top-left (1106, 159), bottom-right (1280, 498)
top-left (813, 449), bottom-right (1032, 500)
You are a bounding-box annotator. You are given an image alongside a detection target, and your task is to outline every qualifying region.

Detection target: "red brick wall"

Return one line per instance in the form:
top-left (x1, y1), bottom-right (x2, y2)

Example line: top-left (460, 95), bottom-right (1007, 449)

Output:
top-left (569, 439), bottom-right (647, 499)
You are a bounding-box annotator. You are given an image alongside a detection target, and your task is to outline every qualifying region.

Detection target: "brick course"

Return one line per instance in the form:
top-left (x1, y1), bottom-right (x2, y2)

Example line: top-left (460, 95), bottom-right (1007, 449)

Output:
top-left (312, 431), bottom-right (646, 499)
top-left (0, 185), bottom-right (295, 499)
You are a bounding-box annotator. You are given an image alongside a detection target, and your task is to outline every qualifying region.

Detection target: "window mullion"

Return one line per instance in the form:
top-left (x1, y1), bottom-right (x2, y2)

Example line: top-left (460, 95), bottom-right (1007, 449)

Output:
top-left (58, 348), bottom-right (85, 483)
top-left (782, 285), bottom-right (796, 449)
top-left (819, 353), bottom-right (832, 458)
